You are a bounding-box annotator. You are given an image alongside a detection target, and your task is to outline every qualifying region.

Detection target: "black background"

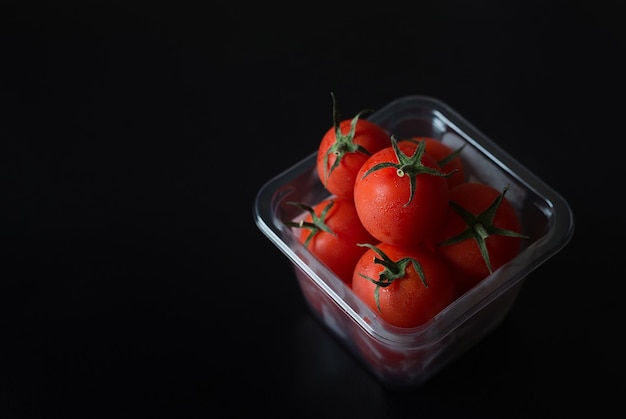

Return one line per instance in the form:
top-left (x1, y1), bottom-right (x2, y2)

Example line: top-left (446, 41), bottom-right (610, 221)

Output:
top-left (2, 1), bottom-right (623, 417)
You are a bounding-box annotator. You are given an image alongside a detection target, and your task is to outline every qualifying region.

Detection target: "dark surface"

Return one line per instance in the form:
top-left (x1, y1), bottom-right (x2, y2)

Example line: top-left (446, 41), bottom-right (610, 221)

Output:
top-left (1, 1), bottom-right (623, 417)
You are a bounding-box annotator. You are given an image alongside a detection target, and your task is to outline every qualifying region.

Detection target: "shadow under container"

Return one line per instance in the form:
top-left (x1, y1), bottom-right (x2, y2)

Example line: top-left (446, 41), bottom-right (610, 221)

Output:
top-left (253, 95), bottom-right (575, 390)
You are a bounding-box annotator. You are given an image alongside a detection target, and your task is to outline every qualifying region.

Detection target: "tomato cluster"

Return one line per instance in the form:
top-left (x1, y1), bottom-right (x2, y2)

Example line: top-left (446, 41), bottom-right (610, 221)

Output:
top-left (286, 96), bottom-right (528, 328)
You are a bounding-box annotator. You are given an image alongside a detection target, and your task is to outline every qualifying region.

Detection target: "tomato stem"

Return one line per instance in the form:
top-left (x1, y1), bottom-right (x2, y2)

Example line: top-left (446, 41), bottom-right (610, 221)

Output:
top-left (322, 92), bottom-right (374, 186)
top-left (356, 243), bottom-right (427, 313)
top-left (362, 136), bottom-right (454, 206)
top-left (437, 185), bottom-right (529, 273)
top-left (284, 200), bottom-right (337, 247)
top-left (475, 224), bottom-right (489, 240)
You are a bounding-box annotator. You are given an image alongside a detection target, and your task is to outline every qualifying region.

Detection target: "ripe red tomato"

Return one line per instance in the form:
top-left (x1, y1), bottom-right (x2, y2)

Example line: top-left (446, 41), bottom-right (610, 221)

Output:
top-left (400, 136), bottom-right (466, 189)
top-left (435, 182), bottom-right (528, 295)
top-left (353, 137), bottom-right (450, 247)
top-left (351, 242), bottom-right (457, 328)
top-left (316, 94), bottom-right (390, 200)
top-left (285, 197), bottom-right (377, 286)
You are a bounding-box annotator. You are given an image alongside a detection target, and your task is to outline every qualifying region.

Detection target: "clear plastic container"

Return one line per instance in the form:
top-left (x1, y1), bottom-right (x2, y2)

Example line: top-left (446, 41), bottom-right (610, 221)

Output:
top-left (253, 95), bottom-right (575, 390)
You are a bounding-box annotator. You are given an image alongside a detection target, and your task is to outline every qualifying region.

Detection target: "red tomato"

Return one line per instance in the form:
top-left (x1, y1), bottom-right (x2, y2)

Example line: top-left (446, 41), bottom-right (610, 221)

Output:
top-left (435, 182), bottom-right (528, 295)
top-left (285, 197), bottom-right (377, 286)
top-left (316, 94), bottom-right (390, 200)
top-left (353, 137), bottom-right (450, 247)
top-left (352, 242), bottom-right (457, 328)
top-left (400, 136), bottom-right (466, 189)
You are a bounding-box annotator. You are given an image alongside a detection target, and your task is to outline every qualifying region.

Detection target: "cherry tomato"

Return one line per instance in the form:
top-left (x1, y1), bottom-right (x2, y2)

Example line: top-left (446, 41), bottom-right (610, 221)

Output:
top-left (401, 136), bottom-right (466, 189)
top-left (351, 242), bottom-right (456, 328)
top-left (435, 182), bottom-right (528, 295)
top-left (316, 93), bottom-right (391, 200)
top-left (285, 197), bottom-right (377, 286)
top-left (353, 137), bottom-right (450, 247)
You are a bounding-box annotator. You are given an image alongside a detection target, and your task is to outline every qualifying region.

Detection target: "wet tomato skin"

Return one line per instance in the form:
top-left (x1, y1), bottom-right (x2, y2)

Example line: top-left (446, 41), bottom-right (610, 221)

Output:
top-left (351, 242), bottom-right (457, 328)
top-left (316, 118), bottom-right (390, 200)
top-left (435, 182), bottom-right (524, 295)
top-left (293, 197), bottom-right (377, 286)
top-left (353, 142), bottom-right (449, 247)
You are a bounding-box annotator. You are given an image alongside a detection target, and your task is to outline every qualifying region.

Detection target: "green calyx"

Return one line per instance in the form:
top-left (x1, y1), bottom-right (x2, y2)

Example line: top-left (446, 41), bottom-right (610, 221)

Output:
top-left (322, 92), bottom-right (374, 185)
top-left (361, 136), bottom-right (454, 207)
top-left (437, 185), bottom-right (530, 273)
top-left (402, 137), bottom-right (467, 168)
top-left (357, 243), bottom-right (427, 313)
top-left (437, 143), bottom-right (466, 167)
top-left (284, 200), bottom-right (336, 247)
